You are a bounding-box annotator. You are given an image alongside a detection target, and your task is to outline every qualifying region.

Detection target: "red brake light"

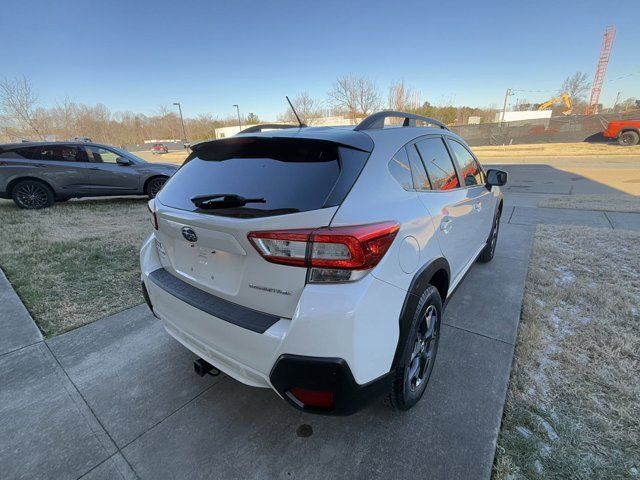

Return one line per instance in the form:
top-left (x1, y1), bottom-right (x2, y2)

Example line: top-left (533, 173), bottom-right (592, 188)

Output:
top-left (247, 221), bottom-right (399, 273)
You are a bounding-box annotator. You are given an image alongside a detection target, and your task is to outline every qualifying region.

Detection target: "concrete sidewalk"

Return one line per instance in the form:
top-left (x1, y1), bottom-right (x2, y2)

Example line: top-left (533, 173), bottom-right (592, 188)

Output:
top-left (1, 218), bottom-right (534, 480)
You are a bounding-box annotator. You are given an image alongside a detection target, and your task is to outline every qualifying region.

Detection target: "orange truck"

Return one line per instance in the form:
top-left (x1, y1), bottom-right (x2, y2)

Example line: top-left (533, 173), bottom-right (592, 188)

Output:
top-left (603, 120), bottom-right (640, 146)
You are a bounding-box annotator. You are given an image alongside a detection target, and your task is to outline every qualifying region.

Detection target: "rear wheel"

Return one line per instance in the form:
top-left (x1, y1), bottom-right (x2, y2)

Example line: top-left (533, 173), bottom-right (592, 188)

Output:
top-left (11, 180), bottom-right (55, 209)
top-left (389, 286), bottom-right (442, 411)
top-left (146, 177), bottom-right (167, 198)
top-left (618, 130), bottom-right (639, 146)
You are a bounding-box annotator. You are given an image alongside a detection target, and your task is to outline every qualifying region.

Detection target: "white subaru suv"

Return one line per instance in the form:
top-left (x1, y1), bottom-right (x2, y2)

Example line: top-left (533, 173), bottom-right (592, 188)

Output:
top-left (140, 111), bottom-right (507, 415)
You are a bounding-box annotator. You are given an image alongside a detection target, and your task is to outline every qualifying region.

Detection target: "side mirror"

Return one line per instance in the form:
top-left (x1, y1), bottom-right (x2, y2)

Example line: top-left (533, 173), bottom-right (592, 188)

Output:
top-left (116, 157), bottom-right (132, 166)
top-left (485, 169), bottom-right (507, 188)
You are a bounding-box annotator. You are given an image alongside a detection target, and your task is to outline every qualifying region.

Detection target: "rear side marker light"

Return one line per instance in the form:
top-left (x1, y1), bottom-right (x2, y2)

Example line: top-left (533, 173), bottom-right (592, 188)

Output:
top-left (148, 199), bottom-right (158, 230)
top-left (248, 221), bottom-right (399, 282)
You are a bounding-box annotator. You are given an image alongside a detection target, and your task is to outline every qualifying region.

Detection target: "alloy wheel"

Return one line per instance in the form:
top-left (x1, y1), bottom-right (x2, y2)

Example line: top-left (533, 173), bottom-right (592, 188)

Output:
top-left (149, 179), bottom-right (166, 197)
top-left (16, 183), bottom-right (48, 209)
top-left (490, 214), bottom-right (500, 255)
top-left (408, 305), bottom-right (438, 392)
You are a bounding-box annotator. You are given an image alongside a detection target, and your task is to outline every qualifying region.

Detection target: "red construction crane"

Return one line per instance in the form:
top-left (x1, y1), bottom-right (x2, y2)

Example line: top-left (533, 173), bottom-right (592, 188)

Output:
top-left (586, 25), bottom-right (616, 115)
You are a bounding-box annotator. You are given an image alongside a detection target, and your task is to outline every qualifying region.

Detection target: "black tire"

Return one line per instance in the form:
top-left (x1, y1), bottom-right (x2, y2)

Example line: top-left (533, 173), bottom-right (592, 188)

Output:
top-left (478, 206), bottom-right (501, 263)
top-left (11, 180), bottom-right (55, 209)
top-left (389, 285), bottom-right (442, 411)
top-left (146, 177), bottom-right (167, 198)
top-left (618, 130), bottom-right (639, 146)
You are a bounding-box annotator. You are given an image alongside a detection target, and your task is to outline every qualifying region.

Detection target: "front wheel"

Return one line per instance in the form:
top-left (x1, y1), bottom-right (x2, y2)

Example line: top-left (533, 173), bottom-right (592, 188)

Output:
top-left (618, 130), bottom-right (639, 146)
top-left (146, 177), bottom-right (167, 198)
top-left (478, 207), bottom-right (501, 263)
top-left (389, 286), bottom-right (442, 411)
top-left (12, 180), bottom-right (55, 209)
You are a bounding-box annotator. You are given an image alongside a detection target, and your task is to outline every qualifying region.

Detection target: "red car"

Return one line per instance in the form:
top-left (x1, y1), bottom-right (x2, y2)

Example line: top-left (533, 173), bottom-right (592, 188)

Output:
top-left (603, 120), bottom-right (640, 146)
top-left (151, 143), bottom-right (169, 154)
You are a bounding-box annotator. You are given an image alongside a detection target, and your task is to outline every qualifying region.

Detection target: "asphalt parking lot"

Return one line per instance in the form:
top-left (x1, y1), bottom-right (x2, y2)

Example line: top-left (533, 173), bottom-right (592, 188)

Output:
top-left (2, 157), bottom-right (639, 479)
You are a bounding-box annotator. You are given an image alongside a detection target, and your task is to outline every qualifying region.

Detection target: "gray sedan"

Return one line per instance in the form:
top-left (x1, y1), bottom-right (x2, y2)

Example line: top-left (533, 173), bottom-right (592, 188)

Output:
top-left (0, 142), bottom-right (179, 208)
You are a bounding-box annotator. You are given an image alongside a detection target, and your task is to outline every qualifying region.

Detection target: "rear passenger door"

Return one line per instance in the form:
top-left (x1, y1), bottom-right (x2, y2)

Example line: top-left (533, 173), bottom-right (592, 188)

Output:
top-left (37, 144), bottom-right (92, 194)
top-left (411, 136), bottom-right (481, 284)
top-left (445, 138), bottom-right (494, 242)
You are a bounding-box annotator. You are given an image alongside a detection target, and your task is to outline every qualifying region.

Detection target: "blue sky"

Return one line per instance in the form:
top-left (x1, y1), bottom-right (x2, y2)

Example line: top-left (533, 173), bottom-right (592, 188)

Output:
top-left (2, 0), bottom-right (639, 120)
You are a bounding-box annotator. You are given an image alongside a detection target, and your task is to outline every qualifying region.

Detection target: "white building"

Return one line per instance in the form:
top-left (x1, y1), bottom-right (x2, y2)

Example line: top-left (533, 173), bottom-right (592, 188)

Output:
top-left (493, 110), bottom-right (553, 123)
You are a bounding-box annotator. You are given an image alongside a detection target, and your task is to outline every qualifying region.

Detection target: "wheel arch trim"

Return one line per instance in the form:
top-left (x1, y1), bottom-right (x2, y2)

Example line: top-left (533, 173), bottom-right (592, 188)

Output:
top-left (7, 176), bottom-right (55, 196)
top-left (390, 257), bottom-right (450, 369)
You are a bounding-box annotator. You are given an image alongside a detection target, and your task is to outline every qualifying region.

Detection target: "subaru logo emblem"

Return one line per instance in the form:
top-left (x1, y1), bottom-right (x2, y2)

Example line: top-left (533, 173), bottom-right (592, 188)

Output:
top-left (181, 227), bottom-right (198, 243)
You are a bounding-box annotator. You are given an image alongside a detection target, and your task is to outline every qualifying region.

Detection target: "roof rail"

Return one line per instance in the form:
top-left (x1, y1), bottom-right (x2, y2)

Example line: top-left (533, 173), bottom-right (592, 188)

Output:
top-left (238, 123), bottom-right (304, 134)
top-left (354, 111), bottom-right (449, 131)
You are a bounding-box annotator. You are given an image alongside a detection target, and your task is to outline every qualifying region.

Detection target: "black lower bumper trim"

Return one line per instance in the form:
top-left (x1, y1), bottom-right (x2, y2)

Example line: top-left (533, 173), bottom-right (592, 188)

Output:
top-left (270, 354), bottom-right (393, 415)
top-left (147, 268), bottom-right (280, 334)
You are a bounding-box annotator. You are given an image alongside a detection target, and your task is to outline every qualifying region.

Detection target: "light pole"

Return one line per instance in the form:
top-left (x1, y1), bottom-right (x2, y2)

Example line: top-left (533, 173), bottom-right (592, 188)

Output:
top-left (233, 104), bottom-right (242, 132)
top-left (501, 88), bottom-right (513, 124)
top-left (173, 102), bottom-right (187, 145)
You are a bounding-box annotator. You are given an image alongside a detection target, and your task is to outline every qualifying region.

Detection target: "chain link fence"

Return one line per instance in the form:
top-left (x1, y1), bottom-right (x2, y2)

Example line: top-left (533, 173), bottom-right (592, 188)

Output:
top-left (450, 113), bottom-right (638, 146)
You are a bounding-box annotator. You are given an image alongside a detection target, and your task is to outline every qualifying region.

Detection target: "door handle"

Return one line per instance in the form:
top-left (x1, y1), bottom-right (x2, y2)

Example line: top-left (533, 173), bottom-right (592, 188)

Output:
top-left (88, 167), bottom-right (100, 170)
top-left (473, 202), bottom-right (482, 212)
top-left (440, 218), bottom-right (453, 234)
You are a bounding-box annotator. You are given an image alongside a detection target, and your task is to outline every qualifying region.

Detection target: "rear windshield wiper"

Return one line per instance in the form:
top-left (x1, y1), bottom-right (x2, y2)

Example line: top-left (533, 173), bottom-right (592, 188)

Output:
top-left (190, 194), bottom-right (266, 209)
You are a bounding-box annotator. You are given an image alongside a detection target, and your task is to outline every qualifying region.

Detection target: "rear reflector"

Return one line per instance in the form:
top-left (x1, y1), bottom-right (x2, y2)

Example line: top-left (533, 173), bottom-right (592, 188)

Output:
top-left (248, 221), bottom-right (399, 276)
top-left (289, 387), bottom-right (335, 409)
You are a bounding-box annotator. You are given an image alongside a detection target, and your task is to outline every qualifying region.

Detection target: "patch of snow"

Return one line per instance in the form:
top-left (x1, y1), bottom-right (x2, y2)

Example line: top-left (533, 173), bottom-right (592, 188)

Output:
top-left (632, 307), bottom-right (638, 317)
top-left (630, 466), bottom-right (638, 477)
top-left (539, 419), bottom-right (559, 441)
top-left (540, 443), bottom-right (552, 457)
top-left (516, 426), bottom-right (532, 438)
top-left (534, 460), bottom-right (544, 475)
top-left (535, 298), bottom-right (546, 308)
top-left (554, 266), bottom-right (575, 286)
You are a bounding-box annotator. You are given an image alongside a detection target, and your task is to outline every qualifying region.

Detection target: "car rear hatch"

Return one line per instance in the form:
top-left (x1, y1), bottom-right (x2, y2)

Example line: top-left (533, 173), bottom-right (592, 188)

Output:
top-left (152, 134), bottom-right (371, 320)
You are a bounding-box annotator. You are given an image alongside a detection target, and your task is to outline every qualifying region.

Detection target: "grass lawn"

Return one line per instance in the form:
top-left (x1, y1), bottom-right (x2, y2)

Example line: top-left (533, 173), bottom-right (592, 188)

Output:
top-left (0, 198), bottom-right (151, 337)
top-left (474, 142), bottom-right (640, 158)
top-left (539, 194), bottom-right (640, 213)
top-left (494, 224), bottom-right (640, 478)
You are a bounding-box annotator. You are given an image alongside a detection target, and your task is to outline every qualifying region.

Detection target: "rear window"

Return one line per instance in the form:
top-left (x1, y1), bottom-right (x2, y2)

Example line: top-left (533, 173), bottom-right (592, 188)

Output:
top-left (0, 146), bottom-right (42, 160)
top-left (158, 138), bottom-right (369, 218)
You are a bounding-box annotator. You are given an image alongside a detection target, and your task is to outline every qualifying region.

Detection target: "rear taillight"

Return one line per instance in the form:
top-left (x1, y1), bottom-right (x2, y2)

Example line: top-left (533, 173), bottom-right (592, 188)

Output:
top-left (148, 199), bottom-right (158, 230)
top-left (248, 221), bottom-right (399, 283)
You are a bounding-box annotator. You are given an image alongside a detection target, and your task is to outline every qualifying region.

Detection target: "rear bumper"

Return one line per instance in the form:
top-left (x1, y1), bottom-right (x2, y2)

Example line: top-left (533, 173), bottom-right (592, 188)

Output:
top-left (140, 233), bottom-right (405, 409)
top-left (270, 355), bottom-right (393, 415)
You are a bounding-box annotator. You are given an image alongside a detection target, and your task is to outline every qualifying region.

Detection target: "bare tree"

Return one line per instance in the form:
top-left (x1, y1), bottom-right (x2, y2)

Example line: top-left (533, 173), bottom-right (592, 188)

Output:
top-left (328, 75), bottom-right (380, 123)
top-left (560, 72), bottom-right (591, 102)
top-left (0, 76), bottom-right (46, 139)
top-left (388, 80), bottom-right (419, 111)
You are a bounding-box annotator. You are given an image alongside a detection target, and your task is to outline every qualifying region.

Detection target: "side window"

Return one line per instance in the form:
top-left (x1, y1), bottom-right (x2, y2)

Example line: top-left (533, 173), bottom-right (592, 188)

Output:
top-left (406, 145), bottom-right (431, 190)
top-left (388, 148), bottom-right (413, 190)
top-left (0, 146), bottom-right (42, 160)
top-left (447, 139), bottom-right (484, 186)
top-left (41, 145), bottom-right (81, 162)
top-left (85, 146), bottom-right (121, 164)
top-left (415, 138), bottom-right (460, 190)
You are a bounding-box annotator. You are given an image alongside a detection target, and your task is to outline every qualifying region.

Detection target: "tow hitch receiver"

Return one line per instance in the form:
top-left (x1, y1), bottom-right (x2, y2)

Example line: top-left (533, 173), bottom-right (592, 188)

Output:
top-left (193, 358), bottom-right (221, 377)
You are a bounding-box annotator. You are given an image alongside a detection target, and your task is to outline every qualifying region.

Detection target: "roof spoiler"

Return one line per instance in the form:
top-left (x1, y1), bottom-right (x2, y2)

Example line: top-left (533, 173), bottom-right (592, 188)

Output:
top-left (238, 124), bottom-right (302, 134)
top-left (354, 111), bottom-right (449, 131)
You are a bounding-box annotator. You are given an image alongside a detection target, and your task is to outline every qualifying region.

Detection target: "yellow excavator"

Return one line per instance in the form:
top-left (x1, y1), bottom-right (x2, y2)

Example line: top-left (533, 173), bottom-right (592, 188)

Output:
top-left (537, 92), bottom-right (572, 115)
